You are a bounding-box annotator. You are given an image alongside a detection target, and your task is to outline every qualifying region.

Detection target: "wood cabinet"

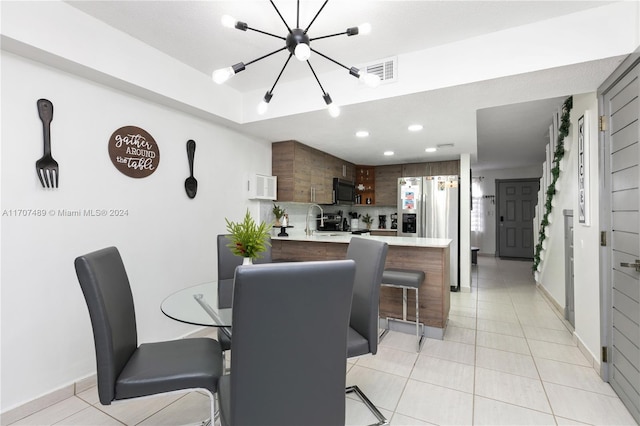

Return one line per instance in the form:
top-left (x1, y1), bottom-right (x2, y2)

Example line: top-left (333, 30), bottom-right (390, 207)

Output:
top-left (273, 141), bottom-right (459, 205)
top-left (401, 160), bottom-right (460, 177)
top-left (429, 160), bottom-right (460, 176)
top-left (375, 164), bottom-right (402, 206)
top-left (355, 165), bottom-right (375, 205)
top-left (271, 238), bottom-right (451, 332)
top-left (326, 153), bottom-right (355, 182)
top-left (272, 141), bottom-right (354, 203)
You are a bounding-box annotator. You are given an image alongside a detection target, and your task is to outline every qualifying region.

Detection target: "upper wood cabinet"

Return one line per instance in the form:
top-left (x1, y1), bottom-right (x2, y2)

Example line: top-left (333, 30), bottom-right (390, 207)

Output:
top-left (375, 164), bottom-right (402, 206)
top-left (326, 153), bottom-right (355, 182)
top-left (401, 160), bottom-right (460, 177)
top-left (273, 141), bottom-right (459, 204)
top-left (272, 141), bottom-right (355, 204)
top-left (429, 160), bottom-right (460, 176)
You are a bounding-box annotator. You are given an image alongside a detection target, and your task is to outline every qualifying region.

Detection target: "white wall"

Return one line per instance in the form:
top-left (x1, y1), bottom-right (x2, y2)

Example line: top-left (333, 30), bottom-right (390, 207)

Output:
top-left (535, 92), bottom-right (601, 364)
top-left (569, 93), bottom-right (601, 364)
top-left (471, 165), bottom-right (542, 255)
top-left (0, 52), bottom-right (271, 412)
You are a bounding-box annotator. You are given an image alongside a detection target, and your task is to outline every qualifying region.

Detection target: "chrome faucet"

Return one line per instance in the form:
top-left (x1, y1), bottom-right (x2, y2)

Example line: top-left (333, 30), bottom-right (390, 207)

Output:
top-left (305, 204), bottom-right (324, 236)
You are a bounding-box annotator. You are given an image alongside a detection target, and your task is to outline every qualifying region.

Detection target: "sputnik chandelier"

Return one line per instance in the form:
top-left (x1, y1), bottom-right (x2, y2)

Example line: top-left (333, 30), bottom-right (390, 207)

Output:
top-left (212, 0), bottom-right (380, 117)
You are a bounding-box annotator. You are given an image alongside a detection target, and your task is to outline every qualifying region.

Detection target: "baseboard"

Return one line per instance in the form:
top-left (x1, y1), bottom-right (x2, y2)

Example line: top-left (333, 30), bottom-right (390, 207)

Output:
top-left (535, 283), bottom-right (602, 377)
top-left (535, 282), bottom-right (564, 315)
top-left (574, 331), bottom-right (602, 375)
top-left (1, 328), bottom-right (210, 425)
top-left (1, 383), bottom-right (75, 426)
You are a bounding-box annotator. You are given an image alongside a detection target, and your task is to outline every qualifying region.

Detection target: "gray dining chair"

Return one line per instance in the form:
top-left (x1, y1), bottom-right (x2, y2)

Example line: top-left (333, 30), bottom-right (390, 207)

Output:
top-left (216, 234), bottom-right (272, 352)
top-left (217, 260), bottom-right (356, 426)
top-left (345, 236), bottom-right (389, 425)
top-left (75, 246), bottom-right (224, 425)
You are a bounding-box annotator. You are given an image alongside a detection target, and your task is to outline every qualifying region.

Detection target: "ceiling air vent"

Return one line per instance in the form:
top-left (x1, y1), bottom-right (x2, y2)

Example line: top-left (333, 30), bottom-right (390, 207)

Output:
top-left (363, 56), bottom-right (397, 84)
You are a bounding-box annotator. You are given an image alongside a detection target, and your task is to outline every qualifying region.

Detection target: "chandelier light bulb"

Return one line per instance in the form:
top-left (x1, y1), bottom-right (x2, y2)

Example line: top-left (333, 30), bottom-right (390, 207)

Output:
top-left (359, 72), bottom-right (381, 88)
top-left (294, 43), bottom-right (311, 61)
top-left (257, 100), bottom-right (269, 115)
top-left (257, 91), bottom-right (273, 115)
top-left (221, 14), bottom-right (236, 28)
top-left (211, 67), bottom-right (234, 84)
top-left (358, 23), bottom-right (372, 35)
top-left (328, 103), bottom-right (341, 118)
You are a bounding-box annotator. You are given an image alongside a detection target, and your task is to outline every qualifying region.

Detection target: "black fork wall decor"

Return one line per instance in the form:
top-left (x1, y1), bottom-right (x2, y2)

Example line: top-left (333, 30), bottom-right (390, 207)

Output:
top-left (35, 98), bottom-right (59, 188)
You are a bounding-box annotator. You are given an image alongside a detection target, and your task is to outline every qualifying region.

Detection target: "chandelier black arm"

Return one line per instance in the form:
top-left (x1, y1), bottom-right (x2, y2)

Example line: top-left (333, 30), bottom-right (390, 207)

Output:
top-left (270, 0), bottom-right (292, 33)
top-left (310, 31), bottom-right (348, 42)
top-left (310, 48), bottom-right (350, 72)
top-left (304, 0), bottom-right (329, 34)
top-left (269, 53), bottom-right (293, 94)
top-left (244, 46), bottom-right (288, 67)
top-left (306, 60), bottom-right (328, 96)
top-left (246, 26), bottom-right (286, 40)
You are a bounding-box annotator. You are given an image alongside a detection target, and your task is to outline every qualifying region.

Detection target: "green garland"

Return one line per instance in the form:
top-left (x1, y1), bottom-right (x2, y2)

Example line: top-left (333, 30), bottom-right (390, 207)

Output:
top-left (533, 96), bottom-right (573, 273)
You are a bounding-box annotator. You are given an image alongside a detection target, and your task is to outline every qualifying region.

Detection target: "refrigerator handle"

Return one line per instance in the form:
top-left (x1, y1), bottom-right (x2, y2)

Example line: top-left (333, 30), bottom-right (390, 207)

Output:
top-left (420, 187), bottom-right (426, 237)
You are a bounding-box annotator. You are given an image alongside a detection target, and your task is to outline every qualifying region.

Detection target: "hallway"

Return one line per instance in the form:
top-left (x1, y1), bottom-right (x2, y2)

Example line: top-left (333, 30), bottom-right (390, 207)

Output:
top-left (344, 256), bottom-right (637, 425)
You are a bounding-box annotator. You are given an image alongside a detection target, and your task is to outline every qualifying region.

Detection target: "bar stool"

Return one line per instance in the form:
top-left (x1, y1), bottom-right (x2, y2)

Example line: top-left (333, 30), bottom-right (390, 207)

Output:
top-left (379, 268), bottom-right (425, 352)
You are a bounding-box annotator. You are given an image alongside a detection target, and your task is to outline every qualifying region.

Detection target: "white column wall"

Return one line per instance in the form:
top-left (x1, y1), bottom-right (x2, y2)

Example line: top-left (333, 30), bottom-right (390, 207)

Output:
top-left (460, 154), bottom-right (471, 292)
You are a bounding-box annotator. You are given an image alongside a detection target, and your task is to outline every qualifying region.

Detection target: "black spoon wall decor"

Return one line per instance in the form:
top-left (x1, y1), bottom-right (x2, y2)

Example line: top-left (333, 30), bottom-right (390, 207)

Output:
top-left (185, 139), bottom-right (197, 199)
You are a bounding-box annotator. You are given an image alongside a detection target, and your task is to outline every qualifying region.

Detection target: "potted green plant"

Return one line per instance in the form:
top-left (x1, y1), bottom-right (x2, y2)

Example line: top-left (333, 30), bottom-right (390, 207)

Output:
top-left (360, 213), bottom-right (373, 229)
top-left (272, 203), bottom-right (286, 226)
top-left (225, 209), bottom-right (272, 264)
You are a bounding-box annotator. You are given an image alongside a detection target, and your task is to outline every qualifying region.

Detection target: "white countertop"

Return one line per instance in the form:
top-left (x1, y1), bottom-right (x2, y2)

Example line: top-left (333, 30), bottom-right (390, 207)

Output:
top-left (272, 231), bottom-right (451, 248)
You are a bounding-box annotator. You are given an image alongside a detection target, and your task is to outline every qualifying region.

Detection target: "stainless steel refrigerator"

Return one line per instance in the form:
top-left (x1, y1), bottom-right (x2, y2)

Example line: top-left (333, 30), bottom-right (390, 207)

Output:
top-left (397, 175), bottom-right (460, 291)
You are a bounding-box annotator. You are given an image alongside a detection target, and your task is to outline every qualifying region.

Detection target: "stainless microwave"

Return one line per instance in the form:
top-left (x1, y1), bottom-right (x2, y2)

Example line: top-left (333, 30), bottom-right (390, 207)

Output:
top-left (333, 178), bottom-right (355, 205)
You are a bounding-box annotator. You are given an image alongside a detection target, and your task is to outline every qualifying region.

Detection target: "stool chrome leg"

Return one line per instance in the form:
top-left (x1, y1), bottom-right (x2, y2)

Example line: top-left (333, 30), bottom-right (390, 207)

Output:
top-left (402, 288), bottom-right (407, 321)
top-left (415, 288), bottom-right (424, 352)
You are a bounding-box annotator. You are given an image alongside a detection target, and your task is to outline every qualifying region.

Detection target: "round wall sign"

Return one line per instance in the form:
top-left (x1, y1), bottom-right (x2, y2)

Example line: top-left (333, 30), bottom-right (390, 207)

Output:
top-left (108, 126), bottom-right (160, 178)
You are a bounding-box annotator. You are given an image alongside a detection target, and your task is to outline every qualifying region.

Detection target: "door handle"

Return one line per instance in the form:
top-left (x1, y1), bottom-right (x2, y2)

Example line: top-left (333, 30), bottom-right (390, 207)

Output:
top-left (500, 216), bottom-right (504, 222)
top-left (620, 259), bottom-right (640, 272)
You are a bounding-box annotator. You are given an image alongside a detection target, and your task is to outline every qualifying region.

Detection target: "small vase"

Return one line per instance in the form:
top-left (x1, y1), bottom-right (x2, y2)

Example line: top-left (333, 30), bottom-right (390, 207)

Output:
top-left (242, 257), bottom-right (253, 265)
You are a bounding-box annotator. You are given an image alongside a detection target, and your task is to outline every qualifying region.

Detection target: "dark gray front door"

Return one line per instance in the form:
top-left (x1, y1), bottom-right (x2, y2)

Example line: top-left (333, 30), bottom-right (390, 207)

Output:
top-left (496, 179), bottom-right (539, 259)
top-left (601, 58), bottom-right (640, 424)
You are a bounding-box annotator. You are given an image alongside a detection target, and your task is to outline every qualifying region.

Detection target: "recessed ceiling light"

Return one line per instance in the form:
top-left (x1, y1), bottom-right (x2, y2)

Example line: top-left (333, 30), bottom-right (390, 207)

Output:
top-left (408, 124), bottom-right (423, 132)
top-left (425, 147), bottom-right (437, 153)
top-left (355, 130), bottom-right (369, 138)
top-left (384, 151), bottom-right (394, 156)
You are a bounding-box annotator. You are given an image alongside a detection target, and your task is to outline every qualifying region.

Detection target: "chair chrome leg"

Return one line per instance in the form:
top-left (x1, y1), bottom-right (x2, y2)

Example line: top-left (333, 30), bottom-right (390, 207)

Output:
top-left (346, 385), bottom-right (389, 426)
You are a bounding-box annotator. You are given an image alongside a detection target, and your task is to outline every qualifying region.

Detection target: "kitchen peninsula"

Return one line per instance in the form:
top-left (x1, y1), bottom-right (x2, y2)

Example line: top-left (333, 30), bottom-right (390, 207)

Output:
top-left (271, 233), bottom-right (451, 338)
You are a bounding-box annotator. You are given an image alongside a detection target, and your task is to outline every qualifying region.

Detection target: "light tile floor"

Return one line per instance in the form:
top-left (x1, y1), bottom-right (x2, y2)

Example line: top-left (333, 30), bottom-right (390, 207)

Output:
top-left (9, 257), bottom-right (638, 425)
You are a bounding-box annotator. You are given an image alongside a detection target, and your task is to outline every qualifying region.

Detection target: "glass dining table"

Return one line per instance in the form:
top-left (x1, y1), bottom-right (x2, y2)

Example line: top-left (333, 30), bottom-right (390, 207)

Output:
top-left (161, 281), bottom-right (232, 335)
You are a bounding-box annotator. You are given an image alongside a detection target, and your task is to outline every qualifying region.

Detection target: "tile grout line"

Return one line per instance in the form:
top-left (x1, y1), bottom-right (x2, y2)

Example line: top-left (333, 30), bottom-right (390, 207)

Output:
top-left (512, 268), bottom-right (560, 425)
top-left (471, 267), bottom-right (479, 425)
